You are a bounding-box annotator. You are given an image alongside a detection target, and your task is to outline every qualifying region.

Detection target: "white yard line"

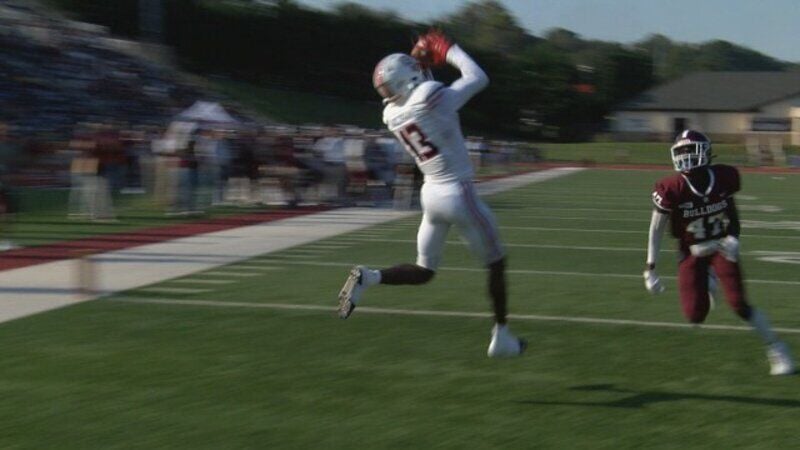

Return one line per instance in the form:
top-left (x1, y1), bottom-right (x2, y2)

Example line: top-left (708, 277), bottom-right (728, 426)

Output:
top-left (203, 271), bottom-right (261, 278)
top-left (110, 297), bottom-right (800, 335)
top-left (498, 225), bottom-right (800, 239)
top-left (508, 206), bottom-right (800, 219)
top-left (282, 248), bottom-right (332, 253)
top-left (340, 237), bottom-right (653, 252)
top-left (137, 287), bottom-right (211, 295)
top-left (255, 259), bottom-right (800, 286)
top-left (169, 279), bottom-right (236, 285)
top-left (328, 236), bottom-right (797, 255)
top-left (229, 264), bottom-right (283, 270)
top-left (302, 244), bottom-right (352, 249)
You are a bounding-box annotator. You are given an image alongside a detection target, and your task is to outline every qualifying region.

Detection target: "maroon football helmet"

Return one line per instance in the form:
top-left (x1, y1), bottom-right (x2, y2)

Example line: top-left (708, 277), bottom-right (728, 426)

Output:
top-left (671, 129), bottom-right (711, 172)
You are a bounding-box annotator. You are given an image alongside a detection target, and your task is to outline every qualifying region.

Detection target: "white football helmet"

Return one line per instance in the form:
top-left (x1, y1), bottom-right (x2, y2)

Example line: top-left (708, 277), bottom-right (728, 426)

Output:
top-left (372, 53), bottom-right (431, 104)
top-left (671, 129), bottom-right (712, 172)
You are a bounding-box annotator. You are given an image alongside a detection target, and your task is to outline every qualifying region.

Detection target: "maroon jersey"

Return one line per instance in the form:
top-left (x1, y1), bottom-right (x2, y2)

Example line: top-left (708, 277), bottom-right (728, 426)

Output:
top-left (651, 164), bottom-right (741, 250)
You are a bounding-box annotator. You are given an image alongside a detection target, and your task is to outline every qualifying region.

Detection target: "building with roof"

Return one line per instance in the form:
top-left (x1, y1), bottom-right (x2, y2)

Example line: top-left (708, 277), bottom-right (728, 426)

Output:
top-left (611, 72), bottom-right (800, 144)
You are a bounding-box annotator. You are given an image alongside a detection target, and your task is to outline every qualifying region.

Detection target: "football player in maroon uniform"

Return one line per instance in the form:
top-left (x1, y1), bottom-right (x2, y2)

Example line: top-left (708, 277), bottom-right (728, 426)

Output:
top-left (644, 129), bottom-right (795, 375)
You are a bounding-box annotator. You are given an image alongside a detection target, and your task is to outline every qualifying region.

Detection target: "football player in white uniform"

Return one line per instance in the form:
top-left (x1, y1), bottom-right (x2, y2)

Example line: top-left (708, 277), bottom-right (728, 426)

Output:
top-left (338, 31), bottom-right (526, 357)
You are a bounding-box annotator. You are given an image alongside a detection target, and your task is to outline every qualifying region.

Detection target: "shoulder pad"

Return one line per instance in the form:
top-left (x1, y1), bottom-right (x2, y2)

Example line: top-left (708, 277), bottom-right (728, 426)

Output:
top-left (407, 81), bottom-right (445, 106)
top-left (652, 173), bottom-right (682, 211)
top-left (711, 164), bottom-right (740, 193)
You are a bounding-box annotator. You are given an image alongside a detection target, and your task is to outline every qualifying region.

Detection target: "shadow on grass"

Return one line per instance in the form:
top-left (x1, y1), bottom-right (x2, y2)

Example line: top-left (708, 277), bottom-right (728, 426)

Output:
top-left (517, 383), bottom-right (800, 409)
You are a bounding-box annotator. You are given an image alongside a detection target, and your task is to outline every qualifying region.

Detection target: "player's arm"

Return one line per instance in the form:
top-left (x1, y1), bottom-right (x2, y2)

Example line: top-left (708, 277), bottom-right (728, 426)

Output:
top-left (718, 193), bottom-right (741, 262)
top-left (645, 183), bottom-right (671, 294)
top-left (444, 45), bottom-right (489, 109)
top-left (646, 208), bottom-right (669, 269)
top-left (411, 31), bottom-right (488, 110)
top-left (644, 208), bottom-right (669, 294)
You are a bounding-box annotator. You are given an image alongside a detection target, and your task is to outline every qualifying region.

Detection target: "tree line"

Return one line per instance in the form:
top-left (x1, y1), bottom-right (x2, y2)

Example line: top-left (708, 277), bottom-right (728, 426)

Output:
top-left (45, 0), bottom-right (798, 140)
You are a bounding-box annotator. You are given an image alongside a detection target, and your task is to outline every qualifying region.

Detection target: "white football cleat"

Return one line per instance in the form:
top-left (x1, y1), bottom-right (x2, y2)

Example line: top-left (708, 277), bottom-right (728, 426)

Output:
top-left (767, 341), bottom-right (796, 376)
top-left (487, 324), bottom-right (527, 358)
top-left (338, 266), bottom-right (366, 319)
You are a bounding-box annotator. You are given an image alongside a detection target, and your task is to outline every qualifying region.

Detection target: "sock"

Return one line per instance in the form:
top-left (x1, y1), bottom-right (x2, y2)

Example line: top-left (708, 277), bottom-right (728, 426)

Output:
top-left (361, 268), bottom-right (381, 287)
top-left (748, 308), bottom-right (778, 345)
top-left (379, 264), bottom-right (434, 285)
top-left (488, 258), bottom-right (508, 325)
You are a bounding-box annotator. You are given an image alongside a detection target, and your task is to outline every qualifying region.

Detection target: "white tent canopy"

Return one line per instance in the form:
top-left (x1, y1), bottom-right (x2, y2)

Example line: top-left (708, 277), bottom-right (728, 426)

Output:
top-left (175, 101), bottom-right (239, 124)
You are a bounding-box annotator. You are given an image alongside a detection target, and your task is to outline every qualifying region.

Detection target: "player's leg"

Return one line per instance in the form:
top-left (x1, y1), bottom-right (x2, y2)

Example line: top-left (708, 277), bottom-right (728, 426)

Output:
top-left (677, 254), bottom-right (711, 324)
top-left (710, 253), bottom-right (795, 375)
top-left (488, 257), bottom-right (508, 325)
top-left (455, 181), bottom-right (524, 357)
top-left (454, 188), bottom-right (506, 323)
top-left (379, 264), bottom-right (435, 284)
top-left (337, 213), bottom-right (445, 319)
top-left (371, 214), bottom-right (444, 285)
top-left (709, 253), bottom-right (752, 320)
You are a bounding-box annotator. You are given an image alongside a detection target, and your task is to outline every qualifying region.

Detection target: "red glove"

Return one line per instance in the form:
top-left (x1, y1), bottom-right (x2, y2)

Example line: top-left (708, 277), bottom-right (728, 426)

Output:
top-left (411, 30), bottom-right (452, 68)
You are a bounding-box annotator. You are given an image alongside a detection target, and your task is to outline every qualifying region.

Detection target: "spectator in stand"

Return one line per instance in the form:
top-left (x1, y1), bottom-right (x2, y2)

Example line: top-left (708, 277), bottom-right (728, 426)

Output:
top-left (364, 133), bottom-right (396, 205)
top-left (69, 124), bottom-right (114, 221)
top-left (314, 127), bottom-right (347, 205)
top-left (466, 136), bottom-right (488, 171)
top-left (194, 128), bottom-right (219, 210)
top-left (270, 132), bottom-right (302, 208)
top-left (213, 129), bottom-right (232, 206)
top-left (227, 130), bottom-right (258, 205)
top-left (0, 123), bottom-right (19, 251)
top-left (172, 138), bottom-right (199, 215)
top-left (67, 124), bottom-right (99, 220)
top-left (343, 131), bottom-right (368, 203)
top-left (292, 134), bottom-right (324, 204)
top-left (88, 123), bottom-right (118, 220)
top-left (119, 127), bottom-right (148, 194)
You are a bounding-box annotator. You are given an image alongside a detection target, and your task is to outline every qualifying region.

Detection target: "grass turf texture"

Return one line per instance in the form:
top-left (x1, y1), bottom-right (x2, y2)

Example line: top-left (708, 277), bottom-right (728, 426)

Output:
top-left (1, 168), bottom-right (799, 448)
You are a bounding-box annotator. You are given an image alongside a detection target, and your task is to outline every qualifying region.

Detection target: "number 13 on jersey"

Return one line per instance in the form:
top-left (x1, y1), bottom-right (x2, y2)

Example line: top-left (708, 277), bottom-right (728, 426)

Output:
top-left (396, 123), bottom-right (439, 162)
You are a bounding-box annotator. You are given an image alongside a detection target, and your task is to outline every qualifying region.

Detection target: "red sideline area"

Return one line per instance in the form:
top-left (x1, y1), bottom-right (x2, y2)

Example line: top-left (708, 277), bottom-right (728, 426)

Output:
top-left (0, 207), bottom-right (327, 272)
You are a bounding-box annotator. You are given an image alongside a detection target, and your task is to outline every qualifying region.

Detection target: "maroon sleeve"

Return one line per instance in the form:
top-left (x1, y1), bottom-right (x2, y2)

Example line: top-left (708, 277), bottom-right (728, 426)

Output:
top-left (652, 176), bottom-right (678, 212)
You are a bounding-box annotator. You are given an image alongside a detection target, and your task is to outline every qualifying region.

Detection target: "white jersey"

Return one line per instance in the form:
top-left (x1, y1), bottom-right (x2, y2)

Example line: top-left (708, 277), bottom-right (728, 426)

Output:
top-left (382, 45), bottom-right (489, 184)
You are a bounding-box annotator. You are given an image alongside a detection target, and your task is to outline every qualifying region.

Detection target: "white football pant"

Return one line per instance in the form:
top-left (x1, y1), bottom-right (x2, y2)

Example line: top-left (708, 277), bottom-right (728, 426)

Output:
top-left (416, 180), bottom-right (504, 270)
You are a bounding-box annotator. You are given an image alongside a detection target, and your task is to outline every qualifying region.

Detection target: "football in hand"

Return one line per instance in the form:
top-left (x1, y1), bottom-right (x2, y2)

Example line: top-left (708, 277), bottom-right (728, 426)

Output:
top-left (411, 30), bottom-right (452, 68)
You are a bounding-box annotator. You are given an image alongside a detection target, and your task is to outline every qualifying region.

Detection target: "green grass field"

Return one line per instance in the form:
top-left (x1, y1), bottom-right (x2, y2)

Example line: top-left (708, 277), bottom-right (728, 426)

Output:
top-left (1, 168), bottom-right (799, 448)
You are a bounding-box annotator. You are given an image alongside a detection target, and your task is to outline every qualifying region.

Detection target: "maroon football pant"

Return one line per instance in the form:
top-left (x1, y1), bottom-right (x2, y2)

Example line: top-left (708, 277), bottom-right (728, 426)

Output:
top-left (678, 252), bottom-right (750, 323)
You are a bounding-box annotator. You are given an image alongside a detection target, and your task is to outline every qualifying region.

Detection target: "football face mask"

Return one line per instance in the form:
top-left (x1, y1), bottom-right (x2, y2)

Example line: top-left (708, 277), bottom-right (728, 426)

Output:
top-left (671, 141), bottom-right (710, 172)
top-left (670, 131), bottom-right (712, 172)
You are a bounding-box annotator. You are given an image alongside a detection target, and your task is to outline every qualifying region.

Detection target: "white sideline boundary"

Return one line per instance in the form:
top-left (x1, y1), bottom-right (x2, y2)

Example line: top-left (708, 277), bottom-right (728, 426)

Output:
top-left (110, 297), bottom-right (800, 335)
top-left (0, 168), bottom-right (584, 324)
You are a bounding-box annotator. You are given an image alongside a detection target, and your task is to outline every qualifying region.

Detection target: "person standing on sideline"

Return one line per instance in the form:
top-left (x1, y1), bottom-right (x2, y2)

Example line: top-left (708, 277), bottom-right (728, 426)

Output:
top-left (337, 31), bottom-right (526, 358)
